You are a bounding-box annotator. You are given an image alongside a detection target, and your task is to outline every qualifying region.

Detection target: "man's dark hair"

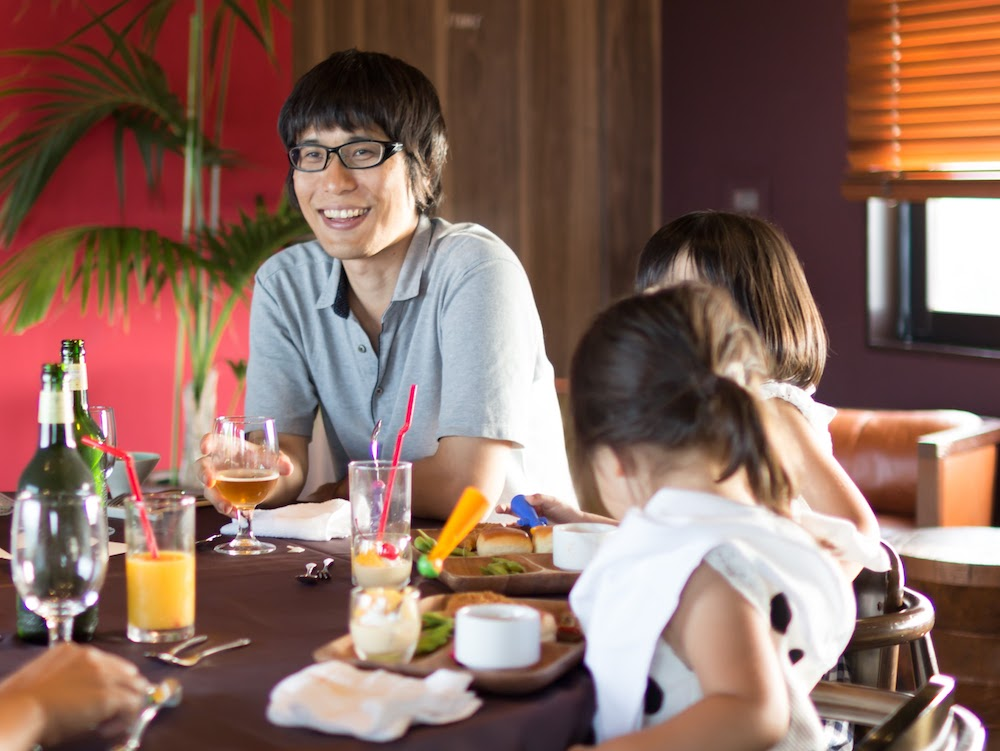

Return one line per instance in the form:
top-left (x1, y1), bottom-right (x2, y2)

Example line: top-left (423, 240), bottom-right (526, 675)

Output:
top-left (278, 48), bottom-right (448, 215)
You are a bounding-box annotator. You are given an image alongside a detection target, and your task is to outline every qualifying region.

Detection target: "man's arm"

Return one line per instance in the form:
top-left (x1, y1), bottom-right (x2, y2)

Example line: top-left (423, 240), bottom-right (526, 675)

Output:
top-left (409, 435), bottom-right (512, 519)
top-left (299, 435), bottom-right (511, 519)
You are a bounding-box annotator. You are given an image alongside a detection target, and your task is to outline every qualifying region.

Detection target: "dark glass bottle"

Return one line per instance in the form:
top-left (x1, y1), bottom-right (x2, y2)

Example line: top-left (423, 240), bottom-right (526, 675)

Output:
top-left (61, 339), bottom-right (107, 503)
top-left (16, 363), bottom-right (100, 643)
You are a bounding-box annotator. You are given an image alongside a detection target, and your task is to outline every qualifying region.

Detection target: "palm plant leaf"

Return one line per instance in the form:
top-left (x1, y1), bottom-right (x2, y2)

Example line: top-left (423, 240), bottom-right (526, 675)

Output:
top-left (0, 226), bottom-right (207, 333)
top-left (198, 196), bottom-right (310, 294)
top-left (0, 25), bottom-right (235, 245)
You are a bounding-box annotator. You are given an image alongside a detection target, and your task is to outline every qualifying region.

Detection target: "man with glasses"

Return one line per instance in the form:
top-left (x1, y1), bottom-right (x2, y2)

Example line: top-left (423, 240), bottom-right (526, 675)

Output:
top-left (203, 48), bottom-right (575, 520)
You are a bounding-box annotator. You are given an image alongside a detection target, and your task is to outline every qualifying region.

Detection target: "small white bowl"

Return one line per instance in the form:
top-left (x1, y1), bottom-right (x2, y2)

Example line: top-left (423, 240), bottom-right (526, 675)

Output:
top-left (108, 451), bottom-right (161, 498)
top-left (552, 522), bottom-right (616, 571)
top-left (454, 604), bottom-right (541, 670)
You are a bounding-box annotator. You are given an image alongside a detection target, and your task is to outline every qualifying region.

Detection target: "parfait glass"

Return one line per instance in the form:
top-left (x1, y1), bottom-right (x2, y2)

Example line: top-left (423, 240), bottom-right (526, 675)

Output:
top-left (212, 416), bottom-right (279, 556)
top-left (11, 491), bottom-right (108, 647)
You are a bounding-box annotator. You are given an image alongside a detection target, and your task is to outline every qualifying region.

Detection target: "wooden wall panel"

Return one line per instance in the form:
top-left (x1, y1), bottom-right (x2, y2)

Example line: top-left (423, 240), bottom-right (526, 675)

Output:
top-left (520, 0), bottom-right (601, 373)
top-left (441, 1), bottom-right (522, 249)
top-left (602, 0), bottom-right (662, 300)
top-left (290, 0), bottom-right (661, 376)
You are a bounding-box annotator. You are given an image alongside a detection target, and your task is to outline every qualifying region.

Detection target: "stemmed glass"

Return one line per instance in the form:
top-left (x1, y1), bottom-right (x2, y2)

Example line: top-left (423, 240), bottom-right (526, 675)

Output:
top-left (88, 405), bottom-right (117, 538)
top-left (11, 491), bottom-right (108, 647)
top-left (87, 405), bottom-right (117, 500)
top-left (212, 416), bottom-right (279, 556)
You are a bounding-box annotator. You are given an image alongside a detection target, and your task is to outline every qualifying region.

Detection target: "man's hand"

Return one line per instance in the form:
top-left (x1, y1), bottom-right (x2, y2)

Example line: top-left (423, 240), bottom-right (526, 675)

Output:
top-left (196, 432), bottom-right (295, 516)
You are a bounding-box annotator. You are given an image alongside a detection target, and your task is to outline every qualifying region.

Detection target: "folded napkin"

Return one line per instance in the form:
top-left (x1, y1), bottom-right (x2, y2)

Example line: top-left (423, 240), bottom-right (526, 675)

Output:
top-left (267, 662), bottom-right (481, 742)
top-left (220, 499), bottom-right (350, 541)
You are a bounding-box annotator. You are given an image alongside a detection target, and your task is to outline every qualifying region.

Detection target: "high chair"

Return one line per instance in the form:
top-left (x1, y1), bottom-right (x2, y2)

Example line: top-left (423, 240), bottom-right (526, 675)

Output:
top-left (847, 540), bottom-right (938, 691)
top-left (813, 675), bottom-right (985, 750)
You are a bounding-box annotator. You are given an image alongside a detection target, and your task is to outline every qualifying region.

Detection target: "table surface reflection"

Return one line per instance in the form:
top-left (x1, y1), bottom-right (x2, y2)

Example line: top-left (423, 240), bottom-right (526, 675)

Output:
top-left (0, 505), bottom-right (595, 751)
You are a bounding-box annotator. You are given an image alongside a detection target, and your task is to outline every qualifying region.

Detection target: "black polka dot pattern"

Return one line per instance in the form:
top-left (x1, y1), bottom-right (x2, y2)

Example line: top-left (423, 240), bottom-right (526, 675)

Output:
top-left (789, 649), bottom-right (804, 665)
top-left (770, 593), bottom-right (791, 634)
top-left (644, 677), bottom-right (664, 715)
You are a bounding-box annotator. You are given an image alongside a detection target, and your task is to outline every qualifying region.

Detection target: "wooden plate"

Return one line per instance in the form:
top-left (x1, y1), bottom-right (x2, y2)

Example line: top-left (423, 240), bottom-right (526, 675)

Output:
top-left (416, 526), bottom-right (579, 595)
top-left (438, 553), bottom-right (579, 595)
top-left (313, 594), bottom-right (585, 695)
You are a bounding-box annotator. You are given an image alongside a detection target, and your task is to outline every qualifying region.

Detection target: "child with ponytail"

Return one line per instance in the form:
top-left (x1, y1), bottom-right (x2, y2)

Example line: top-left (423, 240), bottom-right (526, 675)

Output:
top-left (567, 283), bottom-right (883, 751)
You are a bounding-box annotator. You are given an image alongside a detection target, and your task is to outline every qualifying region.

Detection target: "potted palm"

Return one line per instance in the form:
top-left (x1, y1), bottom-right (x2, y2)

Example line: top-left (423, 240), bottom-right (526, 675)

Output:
top-left (0, 0), bottom-right (309, 485)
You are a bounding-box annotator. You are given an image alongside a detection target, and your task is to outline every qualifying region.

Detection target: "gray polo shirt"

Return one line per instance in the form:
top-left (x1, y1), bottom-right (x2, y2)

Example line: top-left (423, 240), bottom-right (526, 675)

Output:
top-left (246, 215), bottom-right (576, 506)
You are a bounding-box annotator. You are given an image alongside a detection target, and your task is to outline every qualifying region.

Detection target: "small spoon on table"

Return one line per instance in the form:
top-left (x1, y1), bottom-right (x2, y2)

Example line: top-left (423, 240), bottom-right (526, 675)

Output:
top-left (111, 678), bottom-right (183, 751)
top-left (296, 562), bottom-right (321, 584)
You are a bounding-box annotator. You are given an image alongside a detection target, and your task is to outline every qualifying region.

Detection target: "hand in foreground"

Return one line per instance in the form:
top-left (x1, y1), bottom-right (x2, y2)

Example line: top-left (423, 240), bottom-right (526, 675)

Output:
top-left (197, 433), bottom-right (295, 516)
top-left (0, 643), bottom-right (151, 749)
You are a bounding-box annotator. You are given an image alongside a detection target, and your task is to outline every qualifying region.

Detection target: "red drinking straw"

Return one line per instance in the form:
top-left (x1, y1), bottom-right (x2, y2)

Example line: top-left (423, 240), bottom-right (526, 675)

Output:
top-left (80, 436), bottom-right (159, 558)
top-left (376, 384), bottom-right (417, 544)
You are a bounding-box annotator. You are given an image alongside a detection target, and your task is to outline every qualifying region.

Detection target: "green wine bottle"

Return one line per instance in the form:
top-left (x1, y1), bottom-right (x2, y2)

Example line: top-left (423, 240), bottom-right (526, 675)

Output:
top-left (15, 363), bottom-right (100, 643)
top-left (61, 339), bottom-right (107, 502)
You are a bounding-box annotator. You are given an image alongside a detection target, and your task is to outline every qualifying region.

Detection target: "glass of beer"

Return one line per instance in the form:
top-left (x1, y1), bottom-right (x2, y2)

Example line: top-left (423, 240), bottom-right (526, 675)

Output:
top-left (211, 416), bottom-right (280, 556)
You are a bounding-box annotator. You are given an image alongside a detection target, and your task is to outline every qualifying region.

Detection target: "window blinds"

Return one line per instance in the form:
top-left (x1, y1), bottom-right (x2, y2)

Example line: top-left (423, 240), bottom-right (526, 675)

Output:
top-left (845, 0), bottom-right (1000, 199)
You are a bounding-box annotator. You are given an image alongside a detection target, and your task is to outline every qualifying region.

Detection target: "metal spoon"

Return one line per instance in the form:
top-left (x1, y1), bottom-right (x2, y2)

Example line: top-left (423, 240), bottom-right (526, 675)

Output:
top-left (370, 419), bottom-right (382, 461)
top-left (195, 534), bottom-right (224, 551)
top-left (145, 638), bottom-right (251, 667)
top-left (111, 678), bottom-right (182, 751)
top-left (316, 557), bottom-right (335, 579)
top-left (296, 562), bottom-right (320, 584)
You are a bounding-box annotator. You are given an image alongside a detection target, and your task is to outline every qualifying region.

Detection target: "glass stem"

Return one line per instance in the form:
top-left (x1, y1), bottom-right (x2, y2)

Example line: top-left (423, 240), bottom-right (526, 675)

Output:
top-left (236, 508), bottom-right (254, 542)
top-left (48, 616), bottom-right (73, 647)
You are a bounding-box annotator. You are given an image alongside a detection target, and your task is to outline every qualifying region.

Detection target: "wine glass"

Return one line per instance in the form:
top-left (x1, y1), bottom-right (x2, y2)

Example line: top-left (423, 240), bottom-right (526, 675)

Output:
top-left (212, 416), bottom-right (279, 556)
top-left (11, 491), bottom-right (108, 647)
top-left (87, 405), bottom-right (117, 538)
top-left (87, 405), bottom-right (117, 498)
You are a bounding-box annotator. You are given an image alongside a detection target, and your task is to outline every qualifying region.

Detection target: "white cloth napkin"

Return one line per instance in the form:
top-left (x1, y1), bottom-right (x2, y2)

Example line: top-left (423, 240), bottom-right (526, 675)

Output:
top-left (220, 499), bottom-right (351, 541)
top-left (267, 662), bottom-right (481, 742)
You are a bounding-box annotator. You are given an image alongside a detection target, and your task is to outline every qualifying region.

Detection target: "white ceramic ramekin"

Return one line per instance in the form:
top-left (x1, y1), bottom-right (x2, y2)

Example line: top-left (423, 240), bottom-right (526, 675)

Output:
top-left (453, 603), bottom-right (541, 670)
top-left (552, 522), bottom-right (616, 571)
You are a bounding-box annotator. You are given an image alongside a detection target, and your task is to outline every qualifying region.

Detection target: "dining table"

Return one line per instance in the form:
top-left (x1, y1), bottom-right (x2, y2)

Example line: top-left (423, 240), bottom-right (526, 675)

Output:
top-left (0, 501), bottom-right (596, 751)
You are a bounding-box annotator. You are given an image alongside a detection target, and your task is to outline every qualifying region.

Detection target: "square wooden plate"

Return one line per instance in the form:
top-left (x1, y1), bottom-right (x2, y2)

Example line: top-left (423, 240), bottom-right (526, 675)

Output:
top-left (416, 527), bottom-right (580, 596)
top-left (313, 594), bottom-right (585, 695)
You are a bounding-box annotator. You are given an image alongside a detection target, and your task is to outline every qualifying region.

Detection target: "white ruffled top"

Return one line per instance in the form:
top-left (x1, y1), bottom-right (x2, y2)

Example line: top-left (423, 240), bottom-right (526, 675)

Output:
top-left (569, 487), bottom-right (887, 744)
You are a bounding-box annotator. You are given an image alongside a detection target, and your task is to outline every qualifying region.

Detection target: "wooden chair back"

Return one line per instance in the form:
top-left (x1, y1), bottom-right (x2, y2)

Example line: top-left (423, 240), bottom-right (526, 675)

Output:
top-left (848, 541), bottom-right (938, 691)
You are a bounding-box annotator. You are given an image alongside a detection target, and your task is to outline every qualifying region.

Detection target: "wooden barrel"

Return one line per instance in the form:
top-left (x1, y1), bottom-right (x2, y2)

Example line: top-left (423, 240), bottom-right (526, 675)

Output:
top-left (897, 527), bottom-right (1000, 749)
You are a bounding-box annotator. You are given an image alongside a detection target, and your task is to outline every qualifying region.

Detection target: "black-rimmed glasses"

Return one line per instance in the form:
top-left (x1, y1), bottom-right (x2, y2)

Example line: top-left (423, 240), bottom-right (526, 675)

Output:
top-left (288, 140), bottom-right (404, 172)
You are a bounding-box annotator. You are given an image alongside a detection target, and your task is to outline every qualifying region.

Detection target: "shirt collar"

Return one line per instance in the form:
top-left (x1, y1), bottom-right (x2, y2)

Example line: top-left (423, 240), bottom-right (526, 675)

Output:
top-left (314, 215), bottom-right (433, 318)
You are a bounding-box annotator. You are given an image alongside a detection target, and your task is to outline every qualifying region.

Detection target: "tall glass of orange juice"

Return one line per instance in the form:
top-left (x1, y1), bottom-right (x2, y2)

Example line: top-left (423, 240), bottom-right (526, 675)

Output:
top-left (126, 491), bottom-right (196, 643)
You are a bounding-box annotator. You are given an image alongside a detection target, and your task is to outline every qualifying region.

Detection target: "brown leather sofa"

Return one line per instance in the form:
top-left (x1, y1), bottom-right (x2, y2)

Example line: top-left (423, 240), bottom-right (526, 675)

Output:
top-left (829, 408), bottom-right (1000, 531)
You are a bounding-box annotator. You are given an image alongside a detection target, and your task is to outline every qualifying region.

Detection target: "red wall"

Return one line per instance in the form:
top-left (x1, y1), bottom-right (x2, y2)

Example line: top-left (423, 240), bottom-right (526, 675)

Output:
top-left (661, 0), bottom-right (1000, 415)
top-left (0, 2), bottom-right (293, 489)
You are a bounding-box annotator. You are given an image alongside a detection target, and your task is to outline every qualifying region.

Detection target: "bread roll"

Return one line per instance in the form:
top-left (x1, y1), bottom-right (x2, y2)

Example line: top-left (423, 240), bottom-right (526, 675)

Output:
top-left (475, 526), bottom-right (533, 556)
top-left (443, 591), bottom-right (513, 617)
top-left (530, 525), bottom-right (553, 554)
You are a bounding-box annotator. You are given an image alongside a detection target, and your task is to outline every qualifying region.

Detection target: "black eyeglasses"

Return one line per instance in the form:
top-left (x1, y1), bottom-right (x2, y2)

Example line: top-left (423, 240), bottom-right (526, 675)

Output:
top-left (288, 140), bottom-right (404, 172)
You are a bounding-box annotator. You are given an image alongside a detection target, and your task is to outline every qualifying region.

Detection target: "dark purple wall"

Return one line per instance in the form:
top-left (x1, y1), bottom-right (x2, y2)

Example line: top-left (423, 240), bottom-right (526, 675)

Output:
top-left (661, 0), bottom-right (1000, 415)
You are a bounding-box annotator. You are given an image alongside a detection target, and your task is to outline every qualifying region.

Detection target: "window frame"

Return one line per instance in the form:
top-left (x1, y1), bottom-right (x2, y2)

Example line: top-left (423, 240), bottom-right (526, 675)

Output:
top-left (866, 198), bottom-right (1000, 358)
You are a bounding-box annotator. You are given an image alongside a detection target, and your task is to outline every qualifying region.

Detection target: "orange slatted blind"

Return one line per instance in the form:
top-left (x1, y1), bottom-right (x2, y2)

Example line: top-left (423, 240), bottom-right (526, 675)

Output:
top-left (845, 0), bottom-right (1000, 199)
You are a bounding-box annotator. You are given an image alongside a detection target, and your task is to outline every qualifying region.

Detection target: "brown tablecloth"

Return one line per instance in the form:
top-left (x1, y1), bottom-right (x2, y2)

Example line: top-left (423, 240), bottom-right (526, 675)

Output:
top-left (0, 507), bottom-right (595, 750)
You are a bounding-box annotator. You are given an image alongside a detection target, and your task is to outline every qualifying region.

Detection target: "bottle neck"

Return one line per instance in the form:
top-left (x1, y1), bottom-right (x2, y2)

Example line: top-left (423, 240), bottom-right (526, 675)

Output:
top-left (37, 389), bottom-right (76, 450)
top-left (64, 362), bottom-right (90, 410)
